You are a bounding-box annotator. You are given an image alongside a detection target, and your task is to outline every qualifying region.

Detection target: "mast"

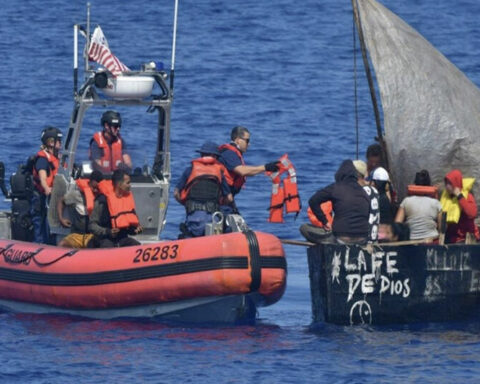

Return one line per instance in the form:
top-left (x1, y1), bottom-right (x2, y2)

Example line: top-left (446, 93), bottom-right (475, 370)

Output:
top-left (351, 0), bottom-right (390, 171)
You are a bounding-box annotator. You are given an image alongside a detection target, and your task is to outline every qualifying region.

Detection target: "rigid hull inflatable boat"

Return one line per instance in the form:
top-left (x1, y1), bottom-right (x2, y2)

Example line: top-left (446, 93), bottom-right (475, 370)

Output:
top-left (0, 232), bottom-right (286, 323)
top-left (0, 5), bottom-right (287, 324)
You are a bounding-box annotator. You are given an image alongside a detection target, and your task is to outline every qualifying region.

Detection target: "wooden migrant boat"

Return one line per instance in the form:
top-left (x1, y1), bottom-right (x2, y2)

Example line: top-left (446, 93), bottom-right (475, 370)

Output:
top-left (308, 0), bottom-right (480, 326)
top-left (0, 5), bottom-right (286, 323)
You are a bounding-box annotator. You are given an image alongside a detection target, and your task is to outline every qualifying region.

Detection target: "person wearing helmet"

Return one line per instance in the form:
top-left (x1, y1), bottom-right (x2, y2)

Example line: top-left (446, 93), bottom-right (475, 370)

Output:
top-left (174, 141), bottom-right (233, 238)
top-left (30, 126), bottom-right (63, 244)
top-left (89, 110), bottom-right (132, 174)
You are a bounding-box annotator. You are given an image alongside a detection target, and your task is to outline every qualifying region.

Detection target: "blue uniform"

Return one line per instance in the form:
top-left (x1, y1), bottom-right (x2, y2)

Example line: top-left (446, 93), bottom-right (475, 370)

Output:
top-left (30, 157), bottom-right (53, 244)
top-left (176, 162), bottom-right (231, 238)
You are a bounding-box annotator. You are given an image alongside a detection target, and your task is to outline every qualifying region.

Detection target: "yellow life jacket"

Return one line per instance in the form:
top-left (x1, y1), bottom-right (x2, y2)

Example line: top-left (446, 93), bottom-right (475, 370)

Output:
top-left (440, 177), bottom-right (475, 224)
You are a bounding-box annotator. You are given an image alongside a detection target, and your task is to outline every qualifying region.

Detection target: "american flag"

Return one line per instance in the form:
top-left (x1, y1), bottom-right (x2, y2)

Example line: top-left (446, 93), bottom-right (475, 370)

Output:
top-left (88, 26), bottom-right (129, 77)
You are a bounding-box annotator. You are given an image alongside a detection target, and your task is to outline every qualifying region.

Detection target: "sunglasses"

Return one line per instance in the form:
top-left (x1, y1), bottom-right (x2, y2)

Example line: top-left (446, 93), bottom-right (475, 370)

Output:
top-left (110, 124), bottom-right (121, 130)
top-left (240, 137), bottom-right (250, 144)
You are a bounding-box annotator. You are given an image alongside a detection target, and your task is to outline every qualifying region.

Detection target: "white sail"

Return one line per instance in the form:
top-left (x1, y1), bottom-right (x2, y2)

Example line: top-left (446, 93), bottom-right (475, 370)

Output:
top-left (357, 0), bottom-right (480, 198)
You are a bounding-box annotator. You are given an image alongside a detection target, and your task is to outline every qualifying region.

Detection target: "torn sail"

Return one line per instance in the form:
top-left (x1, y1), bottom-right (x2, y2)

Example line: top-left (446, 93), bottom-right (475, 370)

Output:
top-left (356, 0), bottom-right (480, 198)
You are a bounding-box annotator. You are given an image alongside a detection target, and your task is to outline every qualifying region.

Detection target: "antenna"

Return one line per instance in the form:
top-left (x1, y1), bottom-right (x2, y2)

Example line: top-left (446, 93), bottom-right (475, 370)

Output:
top-left (74, 24), bottom-right (78, 96)
top-left (170, 0), bottom-right (179, 94)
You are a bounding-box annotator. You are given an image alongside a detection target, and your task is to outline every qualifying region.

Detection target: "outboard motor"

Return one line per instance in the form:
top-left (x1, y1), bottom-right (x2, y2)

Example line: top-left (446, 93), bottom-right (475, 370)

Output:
top-left (8, 160), bottom-right (35, 241)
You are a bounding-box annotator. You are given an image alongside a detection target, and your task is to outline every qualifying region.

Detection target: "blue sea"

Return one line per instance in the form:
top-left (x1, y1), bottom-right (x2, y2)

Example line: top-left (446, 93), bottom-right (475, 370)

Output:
top-left (1, 0), bottom-right (480, 382)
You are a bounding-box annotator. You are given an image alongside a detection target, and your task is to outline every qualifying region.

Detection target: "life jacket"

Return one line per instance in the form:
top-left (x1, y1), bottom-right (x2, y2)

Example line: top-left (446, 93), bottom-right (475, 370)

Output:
top-left (219, 143), bottom-right (246, 193)
top-left (97, 179), bottom-right (139, 229)
top-left (179, 157), bottom-right (225, 204)
top-left (90, 132), bottom-right (123, 173)
top-left (440, 177), bottom-right (475, 224)
top-left (266, 154), bottom-right (301, 223)
top-left (407, 185), bottom-right (439, 199)
top-left (307, 201), bottom-right (333, 228)
top-left (32, 149), bottom-right (59, 194)
top-left (75, 179), bottom-right (95, 215)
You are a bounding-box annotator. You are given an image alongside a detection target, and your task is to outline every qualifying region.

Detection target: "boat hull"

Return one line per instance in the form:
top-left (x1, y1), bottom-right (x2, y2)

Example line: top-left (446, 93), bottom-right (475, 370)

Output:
top-left (308, 243), bottom-right (480, 325)
top-left (0, 231), bottom-right (286, 324)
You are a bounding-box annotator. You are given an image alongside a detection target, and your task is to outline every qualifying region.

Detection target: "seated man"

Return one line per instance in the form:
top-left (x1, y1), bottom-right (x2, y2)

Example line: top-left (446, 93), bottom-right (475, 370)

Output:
top-left (395, 170), bottom-right (442, 241)
top-left (440, 169), bottom-right (479, 243)
top-left (90, 110), bottom-right (132, 174)
top-left (89, 169), bottom-right (143, 248)
top-left (57, 170), bottom-right (103, 248)
top-left (174, 142), bottom-right (233, 238)
top-left (371, 167), bottom-right (395, 240)
top-left (308, 159), bottom-right (370, 245)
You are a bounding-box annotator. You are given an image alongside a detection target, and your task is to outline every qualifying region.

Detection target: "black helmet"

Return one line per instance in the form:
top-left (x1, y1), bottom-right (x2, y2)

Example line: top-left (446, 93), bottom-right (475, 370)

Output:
top-left (101, 110), bottom-right (122, 127)
top-left (41, 126), bottom-right (63, 146)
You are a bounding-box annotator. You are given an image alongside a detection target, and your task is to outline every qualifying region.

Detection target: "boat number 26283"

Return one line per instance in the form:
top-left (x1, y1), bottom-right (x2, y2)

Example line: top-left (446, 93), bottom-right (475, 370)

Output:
top-left (133, 245), bottom-right (179, 263)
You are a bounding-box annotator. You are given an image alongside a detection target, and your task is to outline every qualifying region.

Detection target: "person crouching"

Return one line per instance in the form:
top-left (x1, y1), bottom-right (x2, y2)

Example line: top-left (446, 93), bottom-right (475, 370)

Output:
top-left (89, 169), bottom-right (143, 247)
top-left (308, 159), bottom-right (370, 245)
top-left (174, 142), bottom-right (233, 238)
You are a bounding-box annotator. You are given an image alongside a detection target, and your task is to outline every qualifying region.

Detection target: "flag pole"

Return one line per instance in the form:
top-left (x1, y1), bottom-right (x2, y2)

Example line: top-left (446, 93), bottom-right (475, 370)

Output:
top-left (74, 24), bottom-right (78, 96)
top-left (85, 2), bottom-right (91, 74)
top-left (170, 0), bottom-right (179, 94)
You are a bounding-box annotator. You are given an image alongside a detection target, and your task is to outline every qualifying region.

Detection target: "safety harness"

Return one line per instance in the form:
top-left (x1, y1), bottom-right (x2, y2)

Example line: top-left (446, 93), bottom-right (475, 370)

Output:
top-left (266, 154), bottom-right (301, 223)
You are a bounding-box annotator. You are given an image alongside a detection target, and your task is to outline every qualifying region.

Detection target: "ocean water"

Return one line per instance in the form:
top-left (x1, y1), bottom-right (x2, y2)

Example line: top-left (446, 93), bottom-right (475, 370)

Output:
top-left (1, 0), bottom-right (480, 382)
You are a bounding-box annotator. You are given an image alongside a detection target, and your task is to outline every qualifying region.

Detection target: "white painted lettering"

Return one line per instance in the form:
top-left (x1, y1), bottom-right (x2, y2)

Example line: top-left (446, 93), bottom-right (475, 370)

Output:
top-left (403, 278), bottom-right (411, 298)
top-left (361, 274), bottom-right (375, 294)
top-left (386, 252), bottom-right (399, 274)
top-left (344, 247), bottom-right (357, 272)
top-left (346, 274), bottom-right (361, 302)
top-left (380, 275), bottom-right (390, 294)
top-left (358, 251), bottom-right (367, 273)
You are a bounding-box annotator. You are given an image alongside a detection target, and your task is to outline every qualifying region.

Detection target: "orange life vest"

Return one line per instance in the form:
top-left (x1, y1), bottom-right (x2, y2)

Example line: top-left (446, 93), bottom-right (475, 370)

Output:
top-left (407, 185), bottom-right (439, 199)
top-left (97, 180), bottom-right (139, 229)
top-left (219, 143), bottom-right (246, 193)
top-left (266, 154), bottom-right (301, 223)
top-left (90, 132), bottom-right (124, 173)
top-left (179, 157), bottom-right (226, 203)
top-left (307, 201), bottom-right (333, 227)
top-left (75, 179), bottom-right (95, 215)
top-left (32, 149), bottom-right (59, 194)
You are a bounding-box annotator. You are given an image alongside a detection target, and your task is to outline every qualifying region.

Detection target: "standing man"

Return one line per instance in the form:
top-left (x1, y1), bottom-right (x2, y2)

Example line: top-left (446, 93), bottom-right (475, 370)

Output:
top-left (365, 143), bottom-right (388, 181)
top-left (88, 169), bottom-right (143, 248)
top-left (90, 110), bottom-right (132, 174)
top-left (31, 126), bottom-right (63, 244)
top-left (218, 126), bottom-right (279, 212)
top-left (174, 142), bottom-right (233, 238)
top-left (57, 170), bottom-right (103, 248)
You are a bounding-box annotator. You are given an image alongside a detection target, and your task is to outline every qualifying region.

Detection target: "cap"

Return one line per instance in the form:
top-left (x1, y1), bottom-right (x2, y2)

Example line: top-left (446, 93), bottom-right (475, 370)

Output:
top-left (196, 141), bottom-right (220, 156)
top-left (372, 167), bottom-right (390, 181)
top-left (353, 160), bottom-right (368, 178)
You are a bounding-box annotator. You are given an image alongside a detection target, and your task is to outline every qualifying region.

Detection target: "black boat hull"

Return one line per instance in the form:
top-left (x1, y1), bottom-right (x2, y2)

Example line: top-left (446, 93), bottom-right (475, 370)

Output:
top-left (308, 244), bottom-right (480, 325)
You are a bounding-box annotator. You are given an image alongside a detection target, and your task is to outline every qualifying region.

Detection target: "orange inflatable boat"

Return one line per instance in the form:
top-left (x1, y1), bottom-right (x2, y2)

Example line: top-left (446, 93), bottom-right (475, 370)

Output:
top-left (0, 231), bottom-right (286, 324)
